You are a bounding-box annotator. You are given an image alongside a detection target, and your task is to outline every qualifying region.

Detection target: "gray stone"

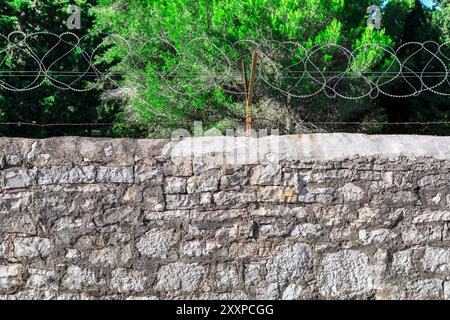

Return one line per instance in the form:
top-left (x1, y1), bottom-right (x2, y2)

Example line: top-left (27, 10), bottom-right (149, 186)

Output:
top-left (250, 164), bottom-right (282, 186)
top-left (187, 174), bottom-right (219, 193)
top-left (266, 243), bottom-right (311, 283)
top-left (422, 247), bottom-right (450, 273)
top-left (298, 186), bottom-right (335, 204)
top-left (142, 186), bottom-right (165, 211)
top-left (136, 228), bottom-right (177, 258)
top-left (155, 262), bottom-right (207, 292)
top-left (213, 190), bottom-right (257, 208)
top-left (0, 153), bottom-right (6, 169)
top-left (37, 166), bottom-right (96, 185)
top-left (220, 172), bottom-right (249, 189)
top-left (282, 171), bottom-right (301, 188)
top-left (418, 175), bottom-right (445, 187)
top-left (2, 169), bottom-right (34, 189)
top-left (309, 169), bottom-right (353, 183)
top-left (258, 186), bottom-right (298, 203)
top-left (251, 206), bottom-right (309, 219)
top-left (26, 269), bottom-right (55, 289)
top-left (406, 279), bottom-right (443, 300)
top-left (27, 141), bottom-right (39, 163)
top-left (0, 212), bottom-right (36, 234)
top-left (96, 167), bottom-right (134, 183)
top-left (444, 281), bottom-right (450, 300)
top-left (259, 222), bottom-right (292, 239)
top-left (392, 250), bottom-right (414, 275)
top-left (244, 263), bottom-right (264, 288)
top-left (182, 240), bottom-right (219, 257)
top-left (88, 245), bottom-right (132, 267)
top-left (13, 237), bottom-right (50, 259)
top-left (0, 264), bottom-right (22, 292)
top-left (282, 283), bottom-right (309, 300)
top-left (390, 191), bottom-right (419, 206)
top-left (164, 177), bottom-right (187, 194)
top-left (402, 224), bottom-right (441, 245)
top-left (358, 229), bottom-right (397, 245)
top-left (62, 266), bottom-right (99, 291)
top-left (375, 282), bottom-right (407, 300)
top-left (166, 194), bottom-right (196, 210)
top-left (65, 249), bottom-right (81, 260)
top-left (413, 210), bottom-right (450, 224)
top-left (104, 145), bottom-right (114, 157)
top-left (318, 250), bottom-right (373, 298)
top-left (291, 223), bottom-right (322, 239)
top-left (163, 159), bottom-right (193, 177)
top-left (93, 206), bottom-right (141, 227)
top-left (110, 269), bottom-right (146, 293)
top-left (215, 264), bottom-right (239, 290)
top-left (337, 183), bottom-right (365, 202)
top-left (254, 283), bottom-right (280, 299)
top-left (135, 166), bottom-right (163, 185)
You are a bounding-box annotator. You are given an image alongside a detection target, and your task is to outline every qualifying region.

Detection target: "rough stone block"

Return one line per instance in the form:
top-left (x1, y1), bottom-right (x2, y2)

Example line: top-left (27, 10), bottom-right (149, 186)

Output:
top-left (0, 264), bottom-right (22, 292)
top-left (89, 245), bottom-right (133, 268)
top-left (136, 228), bottom-right (178, 258)
top-left (220, 172), bottom-right (249, 189)
top-left (291, 223), bottom-right (322, 239)
top-left (37, 166), bottom-right (96, 185)
top-left (142, 186), bottom-right (165, 211)
top-left (110, 269), bottom-right (146, 293)
top-left (413, 210), bottom-right (450, 224)
top-left (93, 206), bottom-right (140, 227)
top-left (318, 250), bottom-right (373, 298)
top-left (406, 279), bottom-right (443, 300)
top-left (282, 283), bottom-right (312, 300)
top-left (258, 186), bottom-right (298, 203)
top-left (0, 212), bottom-right (36, 234)
top-left (96, 167), bottom-right (134, 183)
top-left (250, 164), bottom-right (282, 186)
top-left (164, 177), bottom-right (187, 194)
top-left (165, 194), bottom-right (196, 210)
top-left (13, 237), bottom-right (51, 259)
top-left (213, 190), bottom-right (257, 208)
top-left (266, 243), bottom-right (311, 283)
top-left (392, 249), bottom-right (415, 275)
top-left (445, 281), bottom-right (450, 300)
top-left (359, 229), bottom-right (397, 245)
top-left (215, 264), bottom-right (239, 290)
top-left (402, 225), bottom-right (442, 245)
top-left (282, 171), bottom-right (302, 188)
top-left (154, 262), bottom-right (207, 293)
top-left (134, 166), bottom-right (163, 185)
top-left (336, 183), bottom-right (365, 202)
top-left (187, 173), bottom-right (219, 193)
top-left (244, 263), bottom-right (264, 288)
top-left (62, 266), bottom-right (102, 291)
top-left (2, 169), bottom-right (34, 189)
top-left (422, 247), bottom-right (450, 273)
top-left (26, 269), bottom-right (55, 289)
top-left (182, 240), bottom-right (219, 257)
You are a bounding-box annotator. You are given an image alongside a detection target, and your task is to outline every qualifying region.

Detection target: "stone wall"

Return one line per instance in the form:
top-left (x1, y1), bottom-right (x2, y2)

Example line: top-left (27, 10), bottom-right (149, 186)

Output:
top-left (0, 134), bottom-right (450, 300)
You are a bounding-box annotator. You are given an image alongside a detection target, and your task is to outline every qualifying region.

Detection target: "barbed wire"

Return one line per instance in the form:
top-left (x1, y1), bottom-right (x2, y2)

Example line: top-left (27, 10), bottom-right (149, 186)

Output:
top-left (0, 32), bottom-right (449, 99)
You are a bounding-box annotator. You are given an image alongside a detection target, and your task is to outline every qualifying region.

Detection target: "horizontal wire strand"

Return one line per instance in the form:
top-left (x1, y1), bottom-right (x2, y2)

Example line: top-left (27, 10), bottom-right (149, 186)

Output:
top-left (0, 121), bottom-right (449, 127)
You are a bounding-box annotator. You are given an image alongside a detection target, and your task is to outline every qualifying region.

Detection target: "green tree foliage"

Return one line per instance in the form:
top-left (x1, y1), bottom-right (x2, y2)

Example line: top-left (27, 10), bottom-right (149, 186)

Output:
top-left (434, 0), bottom-right (450, 43)
top-left (92, 0), bottom-right (400, 136)
top-left (0, 0), bottom-right (128, 137)
top-left (0, 0), bottom-right (448, 137)
top-left (379, 0), bottom-right (449, 135)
